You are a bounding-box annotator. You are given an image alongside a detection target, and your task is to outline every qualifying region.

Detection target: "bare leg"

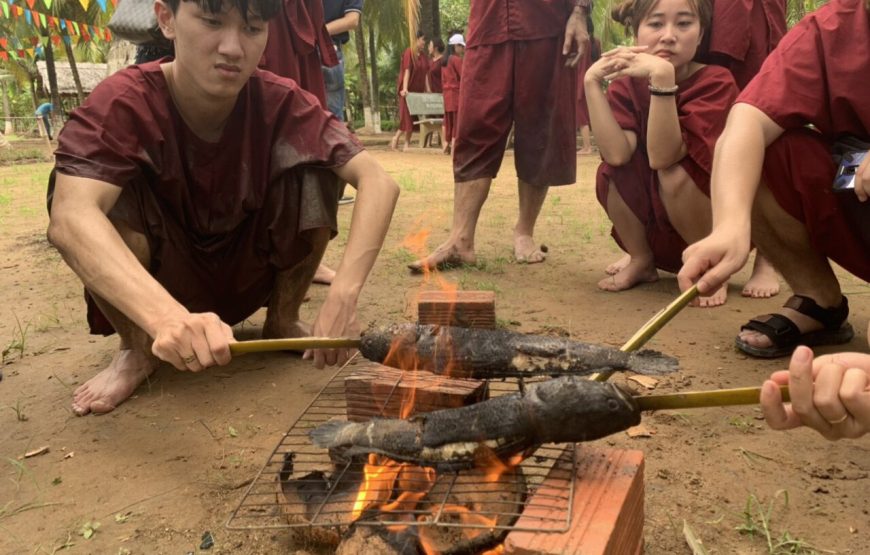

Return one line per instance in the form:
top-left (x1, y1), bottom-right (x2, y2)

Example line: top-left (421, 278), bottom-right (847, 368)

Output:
top-left (390, 130), bottom-right (401, 151)
top-left (657, 165), bottom-right (727, 307)
top-left (408, 178), bottom-right (492, 272)
top-left (598, 180), bottom-right (659, 291)
top-left (263, 228), bottom-right (330, 339)
top-left (514, 180), bottom-right (550, 264)
top-left (402, 130), bottom-right (413, 151)
top-left (578, 125), bottom-right (593, 155)
top-left (72, 221), bottom-right (158, 416)
top-left (738, 183), bottom-right (844, 349)
top-left (742, 251), bottom-right (781, 298)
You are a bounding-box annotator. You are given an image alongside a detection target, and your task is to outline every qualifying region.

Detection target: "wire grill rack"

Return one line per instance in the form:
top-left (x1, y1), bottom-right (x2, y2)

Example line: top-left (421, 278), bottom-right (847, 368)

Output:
top-left (226, 355), bottom-right (577, 533)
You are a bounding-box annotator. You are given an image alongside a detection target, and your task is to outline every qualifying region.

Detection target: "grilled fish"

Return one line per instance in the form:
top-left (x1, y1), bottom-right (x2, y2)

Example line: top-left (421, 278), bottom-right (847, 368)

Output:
top-left (309, 376), bottom-right (641, 470)
top-left (359, 323), bottom-right (678, 379)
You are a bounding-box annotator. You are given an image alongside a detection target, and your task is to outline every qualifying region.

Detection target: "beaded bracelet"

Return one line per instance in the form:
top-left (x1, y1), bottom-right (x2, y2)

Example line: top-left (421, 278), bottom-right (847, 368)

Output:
top-left (649, 84), bottom-right (679, 96)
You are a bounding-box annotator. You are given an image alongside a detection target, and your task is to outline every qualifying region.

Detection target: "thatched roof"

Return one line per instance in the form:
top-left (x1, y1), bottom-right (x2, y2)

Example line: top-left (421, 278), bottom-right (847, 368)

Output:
top-left (36, 61), bottom-right (108, 96)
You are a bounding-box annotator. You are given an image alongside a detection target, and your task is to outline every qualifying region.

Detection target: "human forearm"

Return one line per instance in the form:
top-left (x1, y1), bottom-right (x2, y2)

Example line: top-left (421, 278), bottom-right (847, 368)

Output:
top-left (584, 79), bottom-right (633, 165)
top-left (402, 69), bottom-right (410, 93)
top-left (326, 12), bottom-right (360, 36)
top-left (710, 104), bottom-right (782, 232)
top-left (330, 153), bottom-right (400, 301)
top-left (47, 185), bottom-right (186, 337)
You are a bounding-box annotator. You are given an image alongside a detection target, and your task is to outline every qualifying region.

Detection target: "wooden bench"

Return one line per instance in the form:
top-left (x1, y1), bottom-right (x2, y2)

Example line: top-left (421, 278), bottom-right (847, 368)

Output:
top-left (405, 92), bottom-right (444, 148)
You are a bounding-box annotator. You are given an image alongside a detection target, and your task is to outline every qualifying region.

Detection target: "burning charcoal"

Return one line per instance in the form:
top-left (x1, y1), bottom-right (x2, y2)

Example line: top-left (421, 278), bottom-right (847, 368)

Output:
top-left (360, 323), bottom-right (679, 379)
top-left (309, 376), bottom-right (641, 470)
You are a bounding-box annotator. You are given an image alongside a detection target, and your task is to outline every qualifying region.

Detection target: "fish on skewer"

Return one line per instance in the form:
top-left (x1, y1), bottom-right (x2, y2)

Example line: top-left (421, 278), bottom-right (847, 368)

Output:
top-left (358, 323), bottom-right (679, 379)
top-left (309, 376), bottom-right (641, 471)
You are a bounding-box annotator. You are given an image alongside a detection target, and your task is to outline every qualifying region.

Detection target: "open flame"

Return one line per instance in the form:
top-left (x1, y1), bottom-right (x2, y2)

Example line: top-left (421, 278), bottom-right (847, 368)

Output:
top-left (348, 229), bottom-right (519, 553)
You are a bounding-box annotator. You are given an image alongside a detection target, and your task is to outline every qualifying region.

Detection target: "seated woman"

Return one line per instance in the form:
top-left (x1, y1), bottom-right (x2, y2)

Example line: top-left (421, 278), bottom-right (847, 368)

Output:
top-left (585, 0), bottom-right (738, 306)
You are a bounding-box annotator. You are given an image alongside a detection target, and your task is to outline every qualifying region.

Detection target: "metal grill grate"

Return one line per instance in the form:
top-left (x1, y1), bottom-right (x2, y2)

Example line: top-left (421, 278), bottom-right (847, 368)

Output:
top-left (226, 355), bottom-right (577, 533)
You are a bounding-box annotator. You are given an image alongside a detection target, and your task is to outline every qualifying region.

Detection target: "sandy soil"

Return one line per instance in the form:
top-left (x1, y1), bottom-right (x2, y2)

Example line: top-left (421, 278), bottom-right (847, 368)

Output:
top-left (1, 146), bottom-right (868, 555)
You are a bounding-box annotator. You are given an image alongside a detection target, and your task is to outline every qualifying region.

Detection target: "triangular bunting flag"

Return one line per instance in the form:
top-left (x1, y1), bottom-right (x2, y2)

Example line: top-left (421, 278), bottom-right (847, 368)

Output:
top-left (24, 9), bottom-right (31, 24)
top-left (104, 28), bottom-right (112, 40)
top-left (61, 35), bottom-right (70, 45)
top-left (0, 37), bottom-right (6, 49)
top-left (59, 18), bottom-right (66, 30)
top-left (39, 12), bottom-right (46, 27)
top-left (25, 0), bottom-right (36, 9)
top-left (0, 51), bottom-right (8, 62)
top-left (96, 0), bottom-right (106, 11)
top-left (72, 21), bottom-right (80, 35)
top-left (32, 10), bottom-right (41, 27)
top-left (0, 3), bottom-right (7, 18)
top-left (79, 0), bottom-right (90, 11)
top-left (44, 0), bottom-right (53, 9)
top-left (51, 34), bottom-right (61, 45)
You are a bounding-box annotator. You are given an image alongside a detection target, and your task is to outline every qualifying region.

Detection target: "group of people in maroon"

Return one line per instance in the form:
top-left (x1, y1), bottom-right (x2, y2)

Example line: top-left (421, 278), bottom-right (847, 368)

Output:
top-left (46, 0), bottom-right (870, 441)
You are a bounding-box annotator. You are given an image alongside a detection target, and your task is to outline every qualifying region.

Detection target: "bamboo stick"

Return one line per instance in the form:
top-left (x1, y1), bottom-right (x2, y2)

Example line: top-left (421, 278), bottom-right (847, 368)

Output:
top-left (636, 385), bottom-right (790, 412)
top-left (592, 284), bottom-right (701, 382)
top-left (229, 337), bottom-right (360, 355)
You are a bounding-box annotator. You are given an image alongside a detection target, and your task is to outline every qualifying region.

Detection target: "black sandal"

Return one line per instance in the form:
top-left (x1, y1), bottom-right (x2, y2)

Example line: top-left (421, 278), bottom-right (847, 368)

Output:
top-left (736, 295), bottom-right (854, 358)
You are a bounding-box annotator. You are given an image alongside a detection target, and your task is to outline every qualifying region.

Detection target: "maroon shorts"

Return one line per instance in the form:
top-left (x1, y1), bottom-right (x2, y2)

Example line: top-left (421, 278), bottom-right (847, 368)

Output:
top-left (596, 151), bottom-right (709, 274)
top-left (761, 128), bottom-right (870, 281)
top-left (56, 168), bottom-right (341, 335)
top-left (453, 37), bottom-right (577, 187)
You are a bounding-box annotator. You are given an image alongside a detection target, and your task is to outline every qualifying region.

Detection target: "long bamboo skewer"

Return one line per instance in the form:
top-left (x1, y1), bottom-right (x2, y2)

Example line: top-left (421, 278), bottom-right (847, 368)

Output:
top-left (592, 284), bottom-right (700, 382)
top-left (636, 385), bottom-right (789, 411)
top-left (229, 337), bottom-right (360, 355)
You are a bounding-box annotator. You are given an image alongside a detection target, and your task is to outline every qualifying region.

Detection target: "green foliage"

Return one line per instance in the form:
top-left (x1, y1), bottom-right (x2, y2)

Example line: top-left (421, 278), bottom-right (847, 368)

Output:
top-left (439, 0), bottom-right (470, 36)
top-left (736, 491), bottom-right (821, 554)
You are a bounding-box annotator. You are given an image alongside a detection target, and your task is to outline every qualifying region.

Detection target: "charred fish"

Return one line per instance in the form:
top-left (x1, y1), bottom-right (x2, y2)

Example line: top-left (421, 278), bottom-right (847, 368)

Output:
top-left (309, 376), bottom-right (641, 470)
top-left (359, 323), bottom-right (678, 379)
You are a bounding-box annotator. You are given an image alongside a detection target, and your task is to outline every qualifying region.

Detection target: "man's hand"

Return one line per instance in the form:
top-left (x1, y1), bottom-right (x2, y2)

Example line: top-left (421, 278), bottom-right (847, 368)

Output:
top-left (151, 312), bottom-right (234, 371)
top-left (562, 7), bottom-right (589, 68)
top-left (678, 227), bottom-right (751, 302)
top-left (304, 291), bottom-right (361, 369)
top-left (400, 89), bottom-right (408, 97)
top-left (761, 346), bottom-right (870, 440)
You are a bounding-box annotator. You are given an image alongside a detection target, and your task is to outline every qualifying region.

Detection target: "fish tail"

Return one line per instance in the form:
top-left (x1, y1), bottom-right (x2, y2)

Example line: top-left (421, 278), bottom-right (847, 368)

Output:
top-left (309, 420), bottom-right (356, 449)
top-left (627, 349), bottom-right (680, 375)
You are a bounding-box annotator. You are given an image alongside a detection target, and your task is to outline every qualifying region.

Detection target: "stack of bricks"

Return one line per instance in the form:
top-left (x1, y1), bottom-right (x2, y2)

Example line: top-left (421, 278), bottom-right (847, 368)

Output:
top-left (344, 361), bottom-right (488, 422)
top-left (416, 290), bottom-right (496, 329)
top-left (504, 446), bottom-right (645, 555)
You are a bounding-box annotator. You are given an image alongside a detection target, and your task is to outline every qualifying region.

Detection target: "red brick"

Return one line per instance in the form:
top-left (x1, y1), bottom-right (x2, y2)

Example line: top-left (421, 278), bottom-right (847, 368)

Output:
top-left (344, 362), bottom-right (488, 422)
top-left (417, 290), bottom-right (496, 329)
top-left (504, 446), bottom-right (644, 555)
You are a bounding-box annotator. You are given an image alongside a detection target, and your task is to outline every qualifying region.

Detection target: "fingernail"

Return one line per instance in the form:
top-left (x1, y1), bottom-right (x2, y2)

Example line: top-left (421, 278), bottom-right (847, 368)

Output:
top-left (794, 345), bottom-right (812, 362)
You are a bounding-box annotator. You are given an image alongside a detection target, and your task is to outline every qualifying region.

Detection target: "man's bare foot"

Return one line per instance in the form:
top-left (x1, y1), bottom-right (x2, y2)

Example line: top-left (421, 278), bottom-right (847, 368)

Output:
top-left (514, 235), bottom-right (547, 264)
top-left (697, 284), bottom-right (728, 308)
top-left (401, 141), bottom-right (410, 152)
top-left (742, 255), bottom-right (780, 298)
top-left (313, 263), bottom-right (335, 285)
top-left (408, 243), bottom-right (476, 273)
top-left (72, 349), bottom-right (156, 416)
top-left (389, 135), bottom-right (399, 151)
top-left (578, 147), bottom-right (594, 155)
top-left (262, 318), bottom-right (311, 340)
top-left (605, 254), bottom-right (631, 276)
top-left (597, 258), bottom-right (658, 291)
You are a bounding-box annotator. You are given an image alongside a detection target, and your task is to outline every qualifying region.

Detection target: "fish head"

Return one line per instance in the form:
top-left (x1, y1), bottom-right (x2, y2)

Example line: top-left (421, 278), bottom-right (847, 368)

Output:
top-left (533, 377), bottom-right (642, 442)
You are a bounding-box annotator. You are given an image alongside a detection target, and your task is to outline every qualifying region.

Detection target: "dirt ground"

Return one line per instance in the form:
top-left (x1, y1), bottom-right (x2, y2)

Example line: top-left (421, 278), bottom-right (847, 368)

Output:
top-left (1, 144), bottom-right (868, 555)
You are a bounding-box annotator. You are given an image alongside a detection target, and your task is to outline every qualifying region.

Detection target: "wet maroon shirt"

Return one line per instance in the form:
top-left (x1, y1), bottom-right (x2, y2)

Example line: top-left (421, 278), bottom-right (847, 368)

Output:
top-left (467, 0), bottom-right (583, 47)
top-left (54, 62), bottom-right (361, 241)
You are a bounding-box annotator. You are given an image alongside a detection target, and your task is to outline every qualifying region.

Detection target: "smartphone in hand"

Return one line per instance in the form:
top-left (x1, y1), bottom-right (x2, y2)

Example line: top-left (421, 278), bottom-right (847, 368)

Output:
top-left (833, 151), bottom-right (867, 192)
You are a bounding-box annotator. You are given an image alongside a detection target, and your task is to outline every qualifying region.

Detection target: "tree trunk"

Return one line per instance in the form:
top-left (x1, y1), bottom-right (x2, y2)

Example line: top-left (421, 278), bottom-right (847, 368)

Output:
top-left (419, 0), bottom-right (441, 40)
top-left (44, 37), bottom-right (63, 114)
top-left (1, 79), bottom-right (12, 136)
top-left (62, 37), bottom-right (85, 105)
top-left (368, 25), bottom-right (381, 132)
top-left (354, 25), bottom-right (375, 133)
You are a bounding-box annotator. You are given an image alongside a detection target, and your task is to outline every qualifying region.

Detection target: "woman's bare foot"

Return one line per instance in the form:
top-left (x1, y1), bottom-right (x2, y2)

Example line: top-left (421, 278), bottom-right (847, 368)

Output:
top-left (408, 243), bottom-right (476, 273)
top-left (389, 134), bottom-right (399, 151)
top-left (742, 254), bottom-right (780, 298)
top-left (313, 263), bottom-right (335, 285)
top-left (514, 235), bottom-right (547, 264)
top-left (401, 141), bottom-right (410, 152)
top-left (597, 257), bottom-right (658, 291)
top-left (72, 349), bottom-right (157, 416)
top-left (605, 254), bottom-right (631, 276)
top-left (577, 147), bottom-right (594, 155)
top-left (697, 284), bottom-right (728, 308)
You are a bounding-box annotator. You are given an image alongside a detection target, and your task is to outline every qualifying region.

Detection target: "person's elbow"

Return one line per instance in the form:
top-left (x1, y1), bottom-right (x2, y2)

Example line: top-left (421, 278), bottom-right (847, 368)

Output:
top-left (600, 148), bottom-right (632, 167)
top-left (346, 12), bottom-right (361, 31)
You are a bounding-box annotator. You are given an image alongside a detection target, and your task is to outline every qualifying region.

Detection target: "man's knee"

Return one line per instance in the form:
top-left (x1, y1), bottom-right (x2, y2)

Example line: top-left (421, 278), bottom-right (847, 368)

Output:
top-left (656, 165), bottom-right (693, 200)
